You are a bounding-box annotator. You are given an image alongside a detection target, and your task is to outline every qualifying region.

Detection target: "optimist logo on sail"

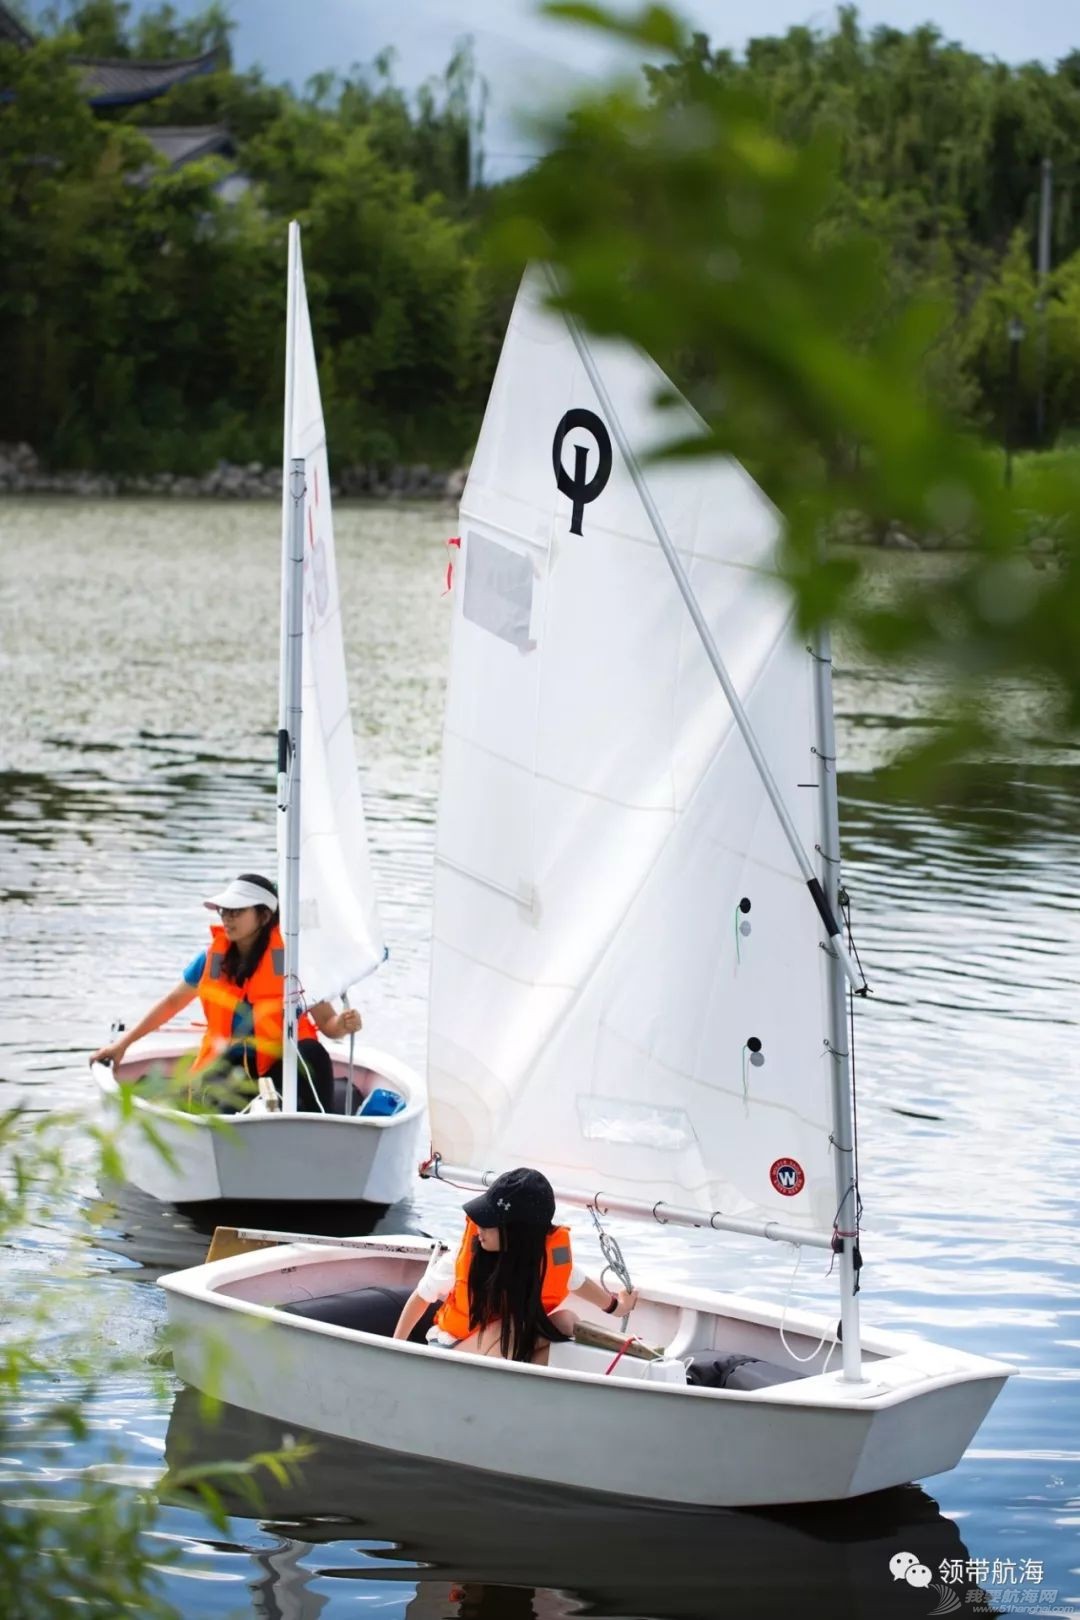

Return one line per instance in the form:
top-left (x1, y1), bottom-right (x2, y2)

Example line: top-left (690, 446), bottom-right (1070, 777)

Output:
top-left (769, 1157), bottom-right (805, 1196)
top-left (552, 408), bottom-right (612, 534)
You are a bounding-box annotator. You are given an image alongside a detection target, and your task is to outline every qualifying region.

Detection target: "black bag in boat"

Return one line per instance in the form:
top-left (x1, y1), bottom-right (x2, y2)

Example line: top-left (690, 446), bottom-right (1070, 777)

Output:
top-left (284, 1284), bottom-right (436, 1341)
top-left (685, 1352), bottom-right (805, 1391)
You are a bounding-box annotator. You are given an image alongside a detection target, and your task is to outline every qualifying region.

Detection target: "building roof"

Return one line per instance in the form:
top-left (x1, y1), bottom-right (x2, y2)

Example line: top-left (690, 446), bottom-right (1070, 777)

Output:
top-left (0, 4), bottom-right (34, 47)
top-left (141, 123), bottom-right (235, 167)
top-left (74, 49), bottom-right (219, 108)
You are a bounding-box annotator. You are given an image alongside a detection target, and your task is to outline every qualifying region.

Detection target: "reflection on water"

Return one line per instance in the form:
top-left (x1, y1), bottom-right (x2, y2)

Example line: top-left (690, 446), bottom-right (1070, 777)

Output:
top-left (94, 1180), bottom-right (432, 1282)
top-left (161, 1390), bottom-right (988, 1620)
top-left (0, 501), bottom-right (1077, 1616)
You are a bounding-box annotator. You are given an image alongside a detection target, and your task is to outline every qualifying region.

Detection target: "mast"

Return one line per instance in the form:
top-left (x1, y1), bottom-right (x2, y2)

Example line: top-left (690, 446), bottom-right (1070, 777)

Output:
top-left (279, 221), bottom-right (300, 741)
top-left (277, 222), bottom-right (304, 1114)
top-left (281, 457), bottom-right (306, 1114)
top-left (277, 222), bottom-right (302, 1112)
top-left (811, 624), bottom-right (864, 1382)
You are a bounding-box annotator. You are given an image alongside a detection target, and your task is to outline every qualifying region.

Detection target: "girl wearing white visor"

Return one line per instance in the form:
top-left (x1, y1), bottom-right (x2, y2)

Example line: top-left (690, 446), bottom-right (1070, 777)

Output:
top-left (89, 872), bottom-right (360, 1111)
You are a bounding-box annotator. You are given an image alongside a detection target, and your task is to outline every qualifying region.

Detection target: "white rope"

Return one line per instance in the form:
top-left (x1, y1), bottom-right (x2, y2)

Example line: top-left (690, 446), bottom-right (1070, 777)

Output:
top-left (344, 990), bottom-right (355, 1116)
top-left (777, 1245), bottom-right (836, 1365)
top-left (295, 1038), bottom-right (324, 1113)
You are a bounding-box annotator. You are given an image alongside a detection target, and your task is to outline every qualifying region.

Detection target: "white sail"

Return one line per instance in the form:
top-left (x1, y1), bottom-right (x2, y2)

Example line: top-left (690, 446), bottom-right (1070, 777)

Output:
top-left (279, 223), bottom-right (384, 1004)
top-left (428, 268), bottom-right (836, 1240)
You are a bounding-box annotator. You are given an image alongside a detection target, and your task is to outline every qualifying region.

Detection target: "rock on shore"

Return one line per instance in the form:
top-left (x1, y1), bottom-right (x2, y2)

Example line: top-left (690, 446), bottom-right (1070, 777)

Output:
top-left (0, 442), bottom-right (465, 501)
top-left (0, 444), bottom-right (1060, 556)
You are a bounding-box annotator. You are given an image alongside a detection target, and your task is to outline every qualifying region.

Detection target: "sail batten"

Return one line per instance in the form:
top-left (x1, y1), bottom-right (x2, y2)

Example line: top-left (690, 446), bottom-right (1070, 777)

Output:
top-left (278, 223), bottom-right (384, 1005)
top-left (428, 268), bottom-right (834, 1239)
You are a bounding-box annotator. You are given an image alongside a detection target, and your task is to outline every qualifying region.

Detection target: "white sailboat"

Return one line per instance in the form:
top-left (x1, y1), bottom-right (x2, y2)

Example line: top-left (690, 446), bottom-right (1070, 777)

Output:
top-left (160, 268), bottom-right (1009, 1501)
top-left (93, 223), bottom-right (425, 1206)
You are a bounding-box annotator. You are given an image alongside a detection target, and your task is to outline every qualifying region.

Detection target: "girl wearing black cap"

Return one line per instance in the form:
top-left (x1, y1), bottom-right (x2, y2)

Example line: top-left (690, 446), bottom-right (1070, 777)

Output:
top-left (392, 1167), bottom-right (638, 1363)
top-left (89, 872), bottom-right (361, 1112)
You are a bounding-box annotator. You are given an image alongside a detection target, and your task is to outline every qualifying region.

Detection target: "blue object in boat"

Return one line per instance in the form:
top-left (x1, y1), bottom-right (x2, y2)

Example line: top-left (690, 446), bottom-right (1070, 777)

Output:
top-left (359, 1087), bottom-right (406, 1118)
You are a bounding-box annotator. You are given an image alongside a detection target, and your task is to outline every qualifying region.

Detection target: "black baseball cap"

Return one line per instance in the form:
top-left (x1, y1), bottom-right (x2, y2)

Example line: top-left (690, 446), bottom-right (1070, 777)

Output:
top-left (463, 1167), bottom-right (556, 1228)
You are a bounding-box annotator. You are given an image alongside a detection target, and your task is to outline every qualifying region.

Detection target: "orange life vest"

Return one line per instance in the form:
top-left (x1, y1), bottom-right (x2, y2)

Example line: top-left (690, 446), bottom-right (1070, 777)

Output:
top-left (433, 1219), bottom-right (575, 1342)
top-left (193, 923), bottom-right (319, 1075)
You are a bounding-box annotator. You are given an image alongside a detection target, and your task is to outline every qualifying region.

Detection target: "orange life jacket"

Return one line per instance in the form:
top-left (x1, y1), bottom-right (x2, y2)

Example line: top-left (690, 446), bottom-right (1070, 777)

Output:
top-left (433, 1219), bottom-right (574, 1342)
top-left (193, 923), bottom-right (319, 1075)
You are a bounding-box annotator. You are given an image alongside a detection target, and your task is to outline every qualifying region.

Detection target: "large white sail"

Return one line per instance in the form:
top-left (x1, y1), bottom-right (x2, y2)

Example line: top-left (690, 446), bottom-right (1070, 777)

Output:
top-left (428, 269), bottom-right (836, 1240)
top-left (279, 223), bottom-right (384, 1004)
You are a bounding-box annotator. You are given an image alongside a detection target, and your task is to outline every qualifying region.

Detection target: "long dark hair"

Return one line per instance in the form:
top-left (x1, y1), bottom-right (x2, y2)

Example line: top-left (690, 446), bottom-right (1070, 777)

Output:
top-left (467, 1223), bottom-right (571, 1363)
top-left (220, 872), bottom-right (278, 986)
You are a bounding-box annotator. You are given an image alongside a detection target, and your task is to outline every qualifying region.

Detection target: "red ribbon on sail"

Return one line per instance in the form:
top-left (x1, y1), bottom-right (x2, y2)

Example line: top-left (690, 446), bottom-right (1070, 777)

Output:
top-left (443, 535), bottom-right (461, 594)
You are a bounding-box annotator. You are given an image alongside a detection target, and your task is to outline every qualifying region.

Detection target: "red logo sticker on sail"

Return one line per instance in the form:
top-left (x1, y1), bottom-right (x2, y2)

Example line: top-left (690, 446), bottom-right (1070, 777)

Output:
top-left (770, 1158), bottom-right (805, 1196)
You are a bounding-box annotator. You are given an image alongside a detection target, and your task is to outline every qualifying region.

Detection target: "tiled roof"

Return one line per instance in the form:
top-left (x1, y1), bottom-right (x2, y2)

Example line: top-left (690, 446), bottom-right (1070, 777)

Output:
top-left (141, 123), bottom-right (235, 167)
top-left (0, 3), bottom-right (34, 47)
top-left (74, 49), bottom-right (219, 107)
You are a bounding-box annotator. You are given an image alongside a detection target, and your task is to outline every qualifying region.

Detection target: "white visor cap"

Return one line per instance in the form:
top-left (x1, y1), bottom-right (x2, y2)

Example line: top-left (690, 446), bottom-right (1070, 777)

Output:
top-left (203, 877), bottom-right (279, 913)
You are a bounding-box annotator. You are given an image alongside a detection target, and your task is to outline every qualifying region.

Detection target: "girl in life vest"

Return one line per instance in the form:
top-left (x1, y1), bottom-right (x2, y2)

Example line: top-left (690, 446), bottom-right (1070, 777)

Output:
top-left (392, 1168), bottom-right (638, 1364)
top-left (88, 872), bottom-right (361, 1111)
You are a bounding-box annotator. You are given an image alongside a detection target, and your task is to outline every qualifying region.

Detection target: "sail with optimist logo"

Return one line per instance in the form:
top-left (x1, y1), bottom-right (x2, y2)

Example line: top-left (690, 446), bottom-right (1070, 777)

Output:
top-left (278, 222), bottom-right (384, 1007)
top-left (428, 267), bottom-right (838, 1244)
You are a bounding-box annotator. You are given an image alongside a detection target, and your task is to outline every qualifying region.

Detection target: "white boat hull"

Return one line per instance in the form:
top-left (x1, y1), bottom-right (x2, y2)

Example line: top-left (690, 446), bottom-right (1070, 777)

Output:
top-left (165, 1387), bottom-right (983, 1618)
top-left (160, 1240), bottom-right (1010, 1508)
top-left (94, 1038), bottom-right (426, 1206)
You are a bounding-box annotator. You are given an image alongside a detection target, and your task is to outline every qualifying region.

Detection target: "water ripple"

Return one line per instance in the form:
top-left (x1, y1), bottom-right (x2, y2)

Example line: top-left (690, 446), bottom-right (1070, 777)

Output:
top-left (0, 505), bottom-right (1075, 1615)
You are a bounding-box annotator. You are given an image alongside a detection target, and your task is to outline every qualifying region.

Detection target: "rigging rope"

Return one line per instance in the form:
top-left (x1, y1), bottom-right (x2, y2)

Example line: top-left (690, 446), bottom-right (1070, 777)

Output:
top-left (778, 1245), bottom-right (836, 1365)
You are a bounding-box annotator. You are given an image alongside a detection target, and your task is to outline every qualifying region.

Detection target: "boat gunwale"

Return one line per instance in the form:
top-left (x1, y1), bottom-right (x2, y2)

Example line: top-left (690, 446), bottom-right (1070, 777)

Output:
top-left (160, 1243), bottom-right (1013, 1412)
top-left (92, 1040), bottom-right (426, 1130)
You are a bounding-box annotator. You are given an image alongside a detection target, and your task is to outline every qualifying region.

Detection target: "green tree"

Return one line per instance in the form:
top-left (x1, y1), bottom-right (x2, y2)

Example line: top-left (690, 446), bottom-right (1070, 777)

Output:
top-left (35, 0), bottom-right (231, 59)
top-left (494, 2), bottom-right (1080, 765)
top-left (40, 0), bottom-right (132, 55)
top-left (302, 125), bottom-right (484, 462)
top-left (643, 8), bottom-right (1080, 444)
top-left (131, 0), bottom-right (232, 59)
top-left (0, 12), bottom-right (492, 471)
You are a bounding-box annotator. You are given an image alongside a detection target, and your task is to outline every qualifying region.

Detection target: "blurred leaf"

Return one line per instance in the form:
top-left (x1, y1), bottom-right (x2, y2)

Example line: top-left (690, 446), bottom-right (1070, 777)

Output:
top-left (543, 2), bottom-right (685, 51)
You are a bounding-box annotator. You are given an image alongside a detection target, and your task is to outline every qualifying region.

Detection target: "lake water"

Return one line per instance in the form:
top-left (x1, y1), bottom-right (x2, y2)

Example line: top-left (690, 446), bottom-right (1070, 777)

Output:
top-left (1, 497), bottom-right (1077, 1620)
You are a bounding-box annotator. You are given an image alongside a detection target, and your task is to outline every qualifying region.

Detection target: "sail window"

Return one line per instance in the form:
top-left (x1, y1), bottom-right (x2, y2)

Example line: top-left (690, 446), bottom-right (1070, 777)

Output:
top-left (577, 1096), bottom-right (697, 1153)
top-left (462, 532), bottom-right (534, 651)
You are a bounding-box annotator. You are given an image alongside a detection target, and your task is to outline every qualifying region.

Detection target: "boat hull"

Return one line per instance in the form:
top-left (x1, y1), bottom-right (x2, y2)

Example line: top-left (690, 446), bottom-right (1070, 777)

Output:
top-left (164, 1388), bottom-right (987, 1619)
top-left (94, 1039), bottom-right (426, 1206)
top-left (160, 1241), bottom-right (1010, 1508)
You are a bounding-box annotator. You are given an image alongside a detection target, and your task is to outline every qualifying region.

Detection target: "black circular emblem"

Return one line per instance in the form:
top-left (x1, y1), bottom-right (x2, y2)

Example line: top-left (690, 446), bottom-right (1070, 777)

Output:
top-left (552, 408), bottom-right (612, 536)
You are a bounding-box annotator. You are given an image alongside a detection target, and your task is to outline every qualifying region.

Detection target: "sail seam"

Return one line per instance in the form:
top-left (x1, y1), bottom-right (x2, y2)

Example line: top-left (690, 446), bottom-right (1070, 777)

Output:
top-left (431, 927), bottom-right (578, 992)
top-left (443, 726), bottom-right (677, 814)
top-left (457, 504), bottom-right (552, 556)
top-left (435, 853), bottom-right (535, 908)
top-left (465, 491), bottom-right (778, 573)
top-left (443, 735), bottom-right (816, 887)
top-left (479, 618), bottom-right (823, 1128)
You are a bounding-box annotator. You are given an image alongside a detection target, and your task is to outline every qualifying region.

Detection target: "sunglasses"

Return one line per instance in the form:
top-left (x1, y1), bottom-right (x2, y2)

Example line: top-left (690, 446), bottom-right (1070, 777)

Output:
top-left (217, 906), bottom-right (254, 919)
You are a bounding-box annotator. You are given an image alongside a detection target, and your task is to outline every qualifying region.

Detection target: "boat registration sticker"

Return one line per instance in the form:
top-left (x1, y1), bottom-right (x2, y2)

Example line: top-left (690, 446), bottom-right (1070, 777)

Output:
top-left (769, 1158), bottom-right (805, 1196)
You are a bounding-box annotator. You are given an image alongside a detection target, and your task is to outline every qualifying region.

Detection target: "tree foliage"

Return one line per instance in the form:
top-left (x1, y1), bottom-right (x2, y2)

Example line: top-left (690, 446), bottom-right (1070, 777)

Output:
top-left (0, 2), bottom-right (490, 471)
top-left (0, 1087), bottom-right (312, 1618)
top-left (642, 7), bottom-right (1080, 442)
top-left (0, 1102), bottom-right (175, 1618)
top-left (3, 1), bottom-right (1080, 479)
top-left (498, 3), bottom-right (1080, 769)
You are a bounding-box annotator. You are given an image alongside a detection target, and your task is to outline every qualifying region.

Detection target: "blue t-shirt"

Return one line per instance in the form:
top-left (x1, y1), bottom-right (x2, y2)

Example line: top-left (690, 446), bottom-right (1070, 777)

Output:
top-left (184, 950), bottom-right (254, 1041)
